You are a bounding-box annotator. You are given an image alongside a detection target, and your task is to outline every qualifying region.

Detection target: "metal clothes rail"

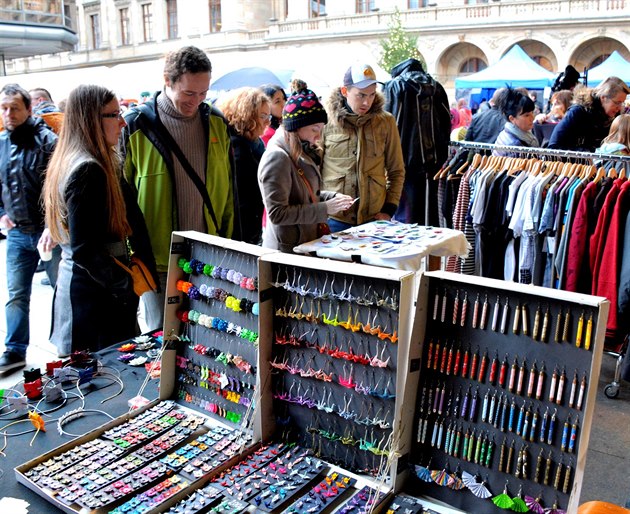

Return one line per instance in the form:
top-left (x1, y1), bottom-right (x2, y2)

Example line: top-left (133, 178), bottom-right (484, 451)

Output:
top-left (449, 140), bottom-right (630, 163)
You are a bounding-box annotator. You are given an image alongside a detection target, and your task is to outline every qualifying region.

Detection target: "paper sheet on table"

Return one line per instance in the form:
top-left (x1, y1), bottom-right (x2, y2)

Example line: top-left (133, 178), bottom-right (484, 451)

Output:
top-left (0, 497), bottom-right (29, 514)
top-left (294, 221), bottom-right (469, 271)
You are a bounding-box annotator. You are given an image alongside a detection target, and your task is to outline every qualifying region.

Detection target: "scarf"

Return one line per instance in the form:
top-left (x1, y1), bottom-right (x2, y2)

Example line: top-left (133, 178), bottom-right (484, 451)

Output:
top-left (504, 121), bottom-right (539, 148)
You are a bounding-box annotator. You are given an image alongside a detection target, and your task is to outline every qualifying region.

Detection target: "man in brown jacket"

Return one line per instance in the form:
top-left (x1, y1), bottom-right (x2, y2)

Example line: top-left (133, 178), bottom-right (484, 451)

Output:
top-left (321, 63), bottom-right (405, 233)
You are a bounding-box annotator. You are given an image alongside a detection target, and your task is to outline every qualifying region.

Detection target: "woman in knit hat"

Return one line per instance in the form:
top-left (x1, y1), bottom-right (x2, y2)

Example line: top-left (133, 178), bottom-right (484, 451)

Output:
top-left (258, 88), bottom-right (354, 253)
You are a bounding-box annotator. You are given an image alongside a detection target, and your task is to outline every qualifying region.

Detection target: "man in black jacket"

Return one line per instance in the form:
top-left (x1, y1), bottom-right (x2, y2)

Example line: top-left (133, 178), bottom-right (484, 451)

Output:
top-left (383, 58), bottom-right (451, 225)
top-left (465, 87), bottom-right (507, 144)
top-left (0, 83), bottom-right (59, 373)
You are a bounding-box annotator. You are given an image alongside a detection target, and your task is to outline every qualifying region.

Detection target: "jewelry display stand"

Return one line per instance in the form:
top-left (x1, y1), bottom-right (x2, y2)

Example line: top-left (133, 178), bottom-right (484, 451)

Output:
top-left (14, 234), bottom-right (607, 514)
top-left (15, 232), bottom-right (275, 514)
top-left (15, 232), bottom-right (409, 513)
top-left (400, 271), bottom-right (609, 514)
top-left (258, 250), bottom-right (419, 487)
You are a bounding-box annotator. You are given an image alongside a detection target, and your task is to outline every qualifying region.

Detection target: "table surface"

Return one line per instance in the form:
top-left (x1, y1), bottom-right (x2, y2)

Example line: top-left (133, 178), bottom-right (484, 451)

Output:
top-left (293, 221), bottom-right (469, 271)
top-left (0, 344), bottom-right (160, 513)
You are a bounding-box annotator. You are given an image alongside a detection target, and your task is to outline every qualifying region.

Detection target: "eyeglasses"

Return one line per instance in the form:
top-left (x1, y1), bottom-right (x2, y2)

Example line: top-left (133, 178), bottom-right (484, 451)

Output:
top-left (259, 114), bottom-right (272, 122)
top-left (605, 96), bottom-right (626, 107)
top-left (101, 111), bottom-right (123, 119)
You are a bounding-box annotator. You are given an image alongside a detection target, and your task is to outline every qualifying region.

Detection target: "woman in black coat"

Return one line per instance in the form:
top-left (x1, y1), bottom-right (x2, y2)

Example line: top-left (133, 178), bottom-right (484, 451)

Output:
top-left (548, 76), bottom-right (629, 152)
top-left (43, 85), bottom-right (157, 355)
top-left (216, 87), bottom-right (271, 244)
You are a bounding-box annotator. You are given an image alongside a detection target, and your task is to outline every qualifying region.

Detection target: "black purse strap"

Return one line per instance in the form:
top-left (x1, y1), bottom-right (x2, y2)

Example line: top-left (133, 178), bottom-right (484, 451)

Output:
top-left (152, 112), bottom-right (224, 237)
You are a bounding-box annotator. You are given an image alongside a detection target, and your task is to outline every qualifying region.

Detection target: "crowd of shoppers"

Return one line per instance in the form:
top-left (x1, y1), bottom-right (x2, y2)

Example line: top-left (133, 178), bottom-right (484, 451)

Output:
top-left (0, 43), bottom-right (629, 366)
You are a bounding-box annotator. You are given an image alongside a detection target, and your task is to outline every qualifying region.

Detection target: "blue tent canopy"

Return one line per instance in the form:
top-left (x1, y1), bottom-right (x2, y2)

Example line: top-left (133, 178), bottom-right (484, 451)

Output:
top-left (455, 45), bottom-right (555, 89)
top-left (586, 51), bottom-right (630, 87)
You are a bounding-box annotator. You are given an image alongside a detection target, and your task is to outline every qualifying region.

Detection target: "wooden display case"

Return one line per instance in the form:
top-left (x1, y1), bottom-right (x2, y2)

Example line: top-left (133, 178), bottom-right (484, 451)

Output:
top-left (258, 251), bottom-right (419, 489)
top-left (399, 271), bottom-right (609, 514)
top-left (15, 233), bottom-right (608, 514)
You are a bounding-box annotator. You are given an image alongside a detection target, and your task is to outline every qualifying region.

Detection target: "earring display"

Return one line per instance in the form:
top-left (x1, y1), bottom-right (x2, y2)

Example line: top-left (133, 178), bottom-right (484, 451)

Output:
top-left (267, 259), bottom-right (406, 478)
top-left (408, 271), bottom-right (608, 514)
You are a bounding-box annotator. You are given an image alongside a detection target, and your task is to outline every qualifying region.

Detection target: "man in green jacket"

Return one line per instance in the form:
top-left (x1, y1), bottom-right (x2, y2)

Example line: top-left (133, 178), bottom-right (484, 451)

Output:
top-left (321, 63), bottom-right (405, 233)
top-left (121, 46), bottom-right (233, 330)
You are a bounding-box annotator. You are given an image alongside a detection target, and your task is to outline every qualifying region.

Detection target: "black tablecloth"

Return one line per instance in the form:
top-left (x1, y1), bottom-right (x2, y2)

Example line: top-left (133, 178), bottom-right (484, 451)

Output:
top-left (0, 345), bottom-right (160, 512)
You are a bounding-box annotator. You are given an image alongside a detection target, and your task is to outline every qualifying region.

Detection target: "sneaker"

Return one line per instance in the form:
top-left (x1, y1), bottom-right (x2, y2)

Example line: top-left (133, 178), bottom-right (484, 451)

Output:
top-left (0, 351), bottom-right (26, 373)
top-left (41, 276), bottom-right (51, 286)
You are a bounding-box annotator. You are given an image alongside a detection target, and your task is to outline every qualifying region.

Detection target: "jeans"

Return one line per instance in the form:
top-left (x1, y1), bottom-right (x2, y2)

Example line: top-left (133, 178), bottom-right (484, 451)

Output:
top-left (5, 229), bottom-right (60, 357)
top-left (327, 218), bottom-right (354, 234)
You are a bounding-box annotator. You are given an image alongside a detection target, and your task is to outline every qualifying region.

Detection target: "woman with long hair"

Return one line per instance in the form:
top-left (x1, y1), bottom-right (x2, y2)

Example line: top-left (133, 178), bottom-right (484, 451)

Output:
top-left (43, 84), bottom-right (157, 355)
top-left (258, 88), bottom-right (354, 253)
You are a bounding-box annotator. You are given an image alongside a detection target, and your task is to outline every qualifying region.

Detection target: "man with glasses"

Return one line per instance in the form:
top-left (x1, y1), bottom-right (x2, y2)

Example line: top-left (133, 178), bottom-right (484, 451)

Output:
top-left (549, 75), bottom-right (630, 152)
top-left (120, 46), bottom-right (233, 332)
top-left (0, 83), bottom-right (59, 373)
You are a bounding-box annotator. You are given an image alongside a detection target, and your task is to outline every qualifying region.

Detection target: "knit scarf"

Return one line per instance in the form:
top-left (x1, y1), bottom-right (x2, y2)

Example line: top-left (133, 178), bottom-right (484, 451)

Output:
top-left (504, 121), bottom-right (539, 148)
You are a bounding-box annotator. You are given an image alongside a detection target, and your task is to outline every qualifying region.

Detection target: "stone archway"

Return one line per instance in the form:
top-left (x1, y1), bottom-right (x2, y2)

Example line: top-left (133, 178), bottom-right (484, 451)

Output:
top-left (437, 42), bottom-right (488, 90)
top-left (506, 40), bottom-right (557, 72)
top-left (570, 37), bottom-right (630, 74)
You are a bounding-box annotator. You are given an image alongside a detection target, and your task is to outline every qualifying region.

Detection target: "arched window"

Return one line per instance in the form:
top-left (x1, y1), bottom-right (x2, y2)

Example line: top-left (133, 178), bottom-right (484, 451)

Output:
top-left (459, 58), bottom-right (487, 74)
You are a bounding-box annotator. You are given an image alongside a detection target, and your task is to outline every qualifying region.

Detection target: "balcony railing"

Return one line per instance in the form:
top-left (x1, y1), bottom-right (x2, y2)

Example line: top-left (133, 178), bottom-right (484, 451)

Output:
top-left (0, 0), bottom-right (71, 28)
top-left (273, 0), bottom-right (627, 35)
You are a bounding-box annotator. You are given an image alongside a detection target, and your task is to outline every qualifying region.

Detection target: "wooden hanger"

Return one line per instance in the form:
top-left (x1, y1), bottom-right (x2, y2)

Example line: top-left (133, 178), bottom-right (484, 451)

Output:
top-left (469, 152), bottom-right (482, 171)
top-left (608, 166), bottom-right (618, 179)
top-left (619, 167), bottom-right (626, 180)
top-left (558, 161), bottom-right (570, 178)
top-left (530, 159), bottom-right (543, 176)
top-left (433, 164), bottom-right (449, 180)
top-left (454, 159), bottom-right (471, 176)
top-left (593, 166), bottom-right (605, 184)
top-left (583, 164), bottom-right (596, 181)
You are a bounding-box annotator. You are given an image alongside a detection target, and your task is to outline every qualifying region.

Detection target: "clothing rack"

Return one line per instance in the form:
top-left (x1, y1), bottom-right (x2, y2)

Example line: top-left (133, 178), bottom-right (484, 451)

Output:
top-left (449, 140), bottom-right (630, 163)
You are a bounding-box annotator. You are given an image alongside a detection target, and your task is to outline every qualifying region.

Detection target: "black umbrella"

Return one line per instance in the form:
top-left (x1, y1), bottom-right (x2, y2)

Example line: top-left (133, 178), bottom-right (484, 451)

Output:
top-left (210, 67), bottom-right (293, 91)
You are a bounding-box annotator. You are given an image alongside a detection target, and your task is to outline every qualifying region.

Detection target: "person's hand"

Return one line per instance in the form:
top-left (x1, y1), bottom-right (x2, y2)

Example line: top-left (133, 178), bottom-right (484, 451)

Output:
top-left (0, 214), bottom-right (15, 230)
top-left (374, 212), bottom-right (391, 221)
top-left (38, 228), bottom-right (58, 253)
top-left (534, 113), bottom-right (548, 124)
top-left (325, 194), bottom-right (355, 215)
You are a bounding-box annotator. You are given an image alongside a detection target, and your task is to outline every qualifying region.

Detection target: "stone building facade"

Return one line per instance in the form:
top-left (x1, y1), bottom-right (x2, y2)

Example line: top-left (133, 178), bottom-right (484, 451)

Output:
top-left (2, 0), bottom-right (628, 99)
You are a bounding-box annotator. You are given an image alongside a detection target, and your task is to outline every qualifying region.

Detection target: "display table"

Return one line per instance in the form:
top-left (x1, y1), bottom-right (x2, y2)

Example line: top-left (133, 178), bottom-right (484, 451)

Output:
top-left (293, 220), bottom-right (469, 271)
top-left (0, 344), bottom-right (160, 513)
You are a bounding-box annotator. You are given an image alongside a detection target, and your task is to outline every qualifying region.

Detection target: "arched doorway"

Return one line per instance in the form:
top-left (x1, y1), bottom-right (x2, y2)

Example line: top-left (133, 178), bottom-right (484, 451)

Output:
top-left (571, 37), bottom-right (630, 75)
top-left (437, 42), bottom-right (488, 90)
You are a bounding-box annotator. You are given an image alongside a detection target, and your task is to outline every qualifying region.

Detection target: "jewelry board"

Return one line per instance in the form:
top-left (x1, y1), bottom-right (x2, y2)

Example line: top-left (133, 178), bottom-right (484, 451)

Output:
top-left (401, 271), bottom-right (609, 514)
top-left (258, 250), bottom-right (419, 490)
top-left (160, 230), bottom-right (277, 440)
